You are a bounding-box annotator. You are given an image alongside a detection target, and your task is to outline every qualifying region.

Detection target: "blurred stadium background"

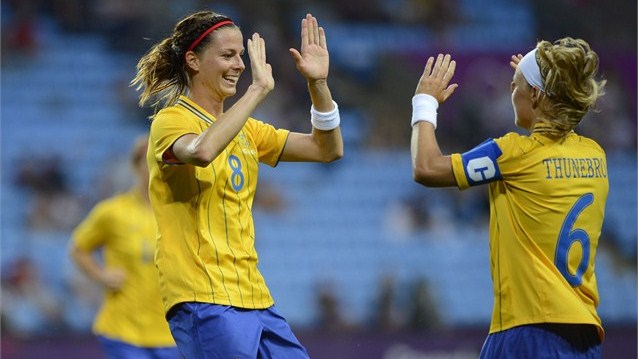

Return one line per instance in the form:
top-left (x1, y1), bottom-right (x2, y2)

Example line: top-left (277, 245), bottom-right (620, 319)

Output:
top-left (1, 0), bottom-right (636, 358)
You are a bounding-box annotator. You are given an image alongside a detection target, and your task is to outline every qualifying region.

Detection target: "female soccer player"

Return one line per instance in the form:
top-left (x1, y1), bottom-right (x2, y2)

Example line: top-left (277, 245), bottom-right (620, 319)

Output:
top-left (131, 11), bottom-right (342, 359)
top-left (410, 38), bottom-right (607, 358)
top-left (69, 136), bottom-right (179, 359)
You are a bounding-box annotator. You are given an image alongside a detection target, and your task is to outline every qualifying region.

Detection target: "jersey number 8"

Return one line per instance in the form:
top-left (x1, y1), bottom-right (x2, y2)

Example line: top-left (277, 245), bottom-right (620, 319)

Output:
top-left (228, 155), bottom-right (244, 191)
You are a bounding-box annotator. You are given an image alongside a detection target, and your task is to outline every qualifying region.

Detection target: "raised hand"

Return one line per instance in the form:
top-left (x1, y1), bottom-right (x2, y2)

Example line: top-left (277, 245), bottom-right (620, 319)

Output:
top-left (510, 54), bottom-right (523, 70)
top-left (415, 54), bottom-right (458, 104)
top-left (247, 32), bottom-right (274, 92)
top-left (289, 14), bottom-right (329, 81)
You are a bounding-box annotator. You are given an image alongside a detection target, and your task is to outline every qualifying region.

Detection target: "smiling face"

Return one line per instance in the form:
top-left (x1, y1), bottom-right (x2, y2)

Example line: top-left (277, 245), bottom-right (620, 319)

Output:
top-left (510, 68), bottom-right (536, 131)
top-left (189, 27), bottom-right (245, 102)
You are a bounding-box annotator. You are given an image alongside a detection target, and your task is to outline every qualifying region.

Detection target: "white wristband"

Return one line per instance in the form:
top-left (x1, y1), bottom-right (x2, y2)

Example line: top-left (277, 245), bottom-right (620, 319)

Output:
top-left (311, 100), bottom-right (340, 131)
top-left (411, 94), bottom-right (439, 129)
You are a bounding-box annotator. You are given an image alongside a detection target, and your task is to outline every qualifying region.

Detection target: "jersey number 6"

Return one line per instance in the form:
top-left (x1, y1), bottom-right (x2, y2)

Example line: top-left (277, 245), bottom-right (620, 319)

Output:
top-left (555, 193), bottom-right (594, 287)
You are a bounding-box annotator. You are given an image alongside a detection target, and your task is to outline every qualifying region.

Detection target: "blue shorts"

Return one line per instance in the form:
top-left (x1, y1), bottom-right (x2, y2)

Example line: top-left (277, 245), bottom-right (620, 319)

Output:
top-left (97, 335), bottom-right (181, 359)
top-left (479, 323), bottom-right (601, 359)
top-left (167, 302), bottom-right (309, 359)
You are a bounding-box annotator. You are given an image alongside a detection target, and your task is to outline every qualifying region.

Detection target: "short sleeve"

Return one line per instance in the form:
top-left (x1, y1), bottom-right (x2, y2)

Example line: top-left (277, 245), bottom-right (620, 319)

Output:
top-left (246, 119), bottom-right (290, 167)
top-left (71, 201), bottom-right (112, 251)
top-left (150, 109), bottom-right (200, 164)
top-left (450, 138), bottom-right (504, 190)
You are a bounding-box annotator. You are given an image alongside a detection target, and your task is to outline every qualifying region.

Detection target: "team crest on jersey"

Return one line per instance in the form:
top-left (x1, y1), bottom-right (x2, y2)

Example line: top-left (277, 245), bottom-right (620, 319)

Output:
top-left (238, 132), bottom-right (250, 148)
top-left (238, 132), bottom-right (256, 155)
top-left (461, 139), bottom-right (503, 186)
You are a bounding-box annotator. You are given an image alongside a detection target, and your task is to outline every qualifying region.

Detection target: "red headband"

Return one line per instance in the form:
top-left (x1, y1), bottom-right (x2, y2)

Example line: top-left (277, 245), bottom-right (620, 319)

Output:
top-left (186, 20), bottom-right (234, 53)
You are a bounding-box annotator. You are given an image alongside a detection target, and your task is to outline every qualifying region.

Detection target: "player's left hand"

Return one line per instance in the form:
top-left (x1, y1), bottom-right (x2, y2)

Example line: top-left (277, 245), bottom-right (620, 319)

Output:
top-left (415, 54), bottom-right (458, 104)
top-left (289, 14), bottom-right (329, 82)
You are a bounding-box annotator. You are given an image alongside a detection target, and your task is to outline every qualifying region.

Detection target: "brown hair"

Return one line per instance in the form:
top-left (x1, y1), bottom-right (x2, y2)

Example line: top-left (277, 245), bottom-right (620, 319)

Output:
top-left (534, 37), bottom-right (606, 137)
top-left (130, 11), bottom-right (236, 113)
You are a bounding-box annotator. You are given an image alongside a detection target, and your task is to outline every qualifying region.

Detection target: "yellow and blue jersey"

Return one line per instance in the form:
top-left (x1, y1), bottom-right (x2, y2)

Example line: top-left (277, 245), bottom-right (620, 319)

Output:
top-left (71, 190), bottom-right (175, 347)
top-left (450, 125), bottom-right (608, 339)
top-left (148, 95), bottom-right (289, 313)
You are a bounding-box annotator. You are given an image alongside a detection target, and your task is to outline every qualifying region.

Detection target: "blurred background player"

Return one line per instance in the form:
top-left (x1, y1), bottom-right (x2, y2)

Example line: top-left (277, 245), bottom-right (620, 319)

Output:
top-left (410, 38), bottom-right (607, 358)
top-left (1, 1), bottom-right (635, 358)
top-left (131, 10), bottom-right (342, 359)
top-left (69, 135), bottom-right (180, 359)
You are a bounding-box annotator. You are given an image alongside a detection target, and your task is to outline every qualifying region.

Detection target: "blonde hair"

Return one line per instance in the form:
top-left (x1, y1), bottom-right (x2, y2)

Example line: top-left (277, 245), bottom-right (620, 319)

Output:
top-left (130, 11), bottom-right (236, 114)
top-left (534, 37), bottom-right (606, 137)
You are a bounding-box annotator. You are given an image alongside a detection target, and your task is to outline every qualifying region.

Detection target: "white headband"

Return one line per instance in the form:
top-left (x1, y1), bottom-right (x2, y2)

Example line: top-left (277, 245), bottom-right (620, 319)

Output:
top-left (518, 48), bottom-right (545, 92)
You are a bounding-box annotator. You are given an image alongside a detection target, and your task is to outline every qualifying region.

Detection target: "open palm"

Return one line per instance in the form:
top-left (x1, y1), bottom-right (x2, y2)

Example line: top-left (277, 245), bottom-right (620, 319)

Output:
top-left (415, 54), bottom-right (458, 104)
top-left (289, 14), bottom-right (329, 81)
top-left (248, 32), bottom-right (275, 92)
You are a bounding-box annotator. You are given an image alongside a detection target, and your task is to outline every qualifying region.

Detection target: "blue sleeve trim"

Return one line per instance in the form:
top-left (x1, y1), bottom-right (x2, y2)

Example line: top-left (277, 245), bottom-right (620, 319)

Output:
top-left (460, 139), bottom-right (503, 186)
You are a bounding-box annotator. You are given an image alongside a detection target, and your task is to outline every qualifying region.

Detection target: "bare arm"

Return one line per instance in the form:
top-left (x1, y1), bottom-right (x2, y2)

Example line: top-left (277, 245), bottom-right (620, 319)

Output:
top-left (69, 244), bottom-right (126, 291)
top-left (411, 54), bottom-right (459, 187)
top-left (172, 33), bottom-right (275, 167)
top-left (280, 14), bottom-right (343, 163)
top-left (411, 124), bottom-right (456, 186)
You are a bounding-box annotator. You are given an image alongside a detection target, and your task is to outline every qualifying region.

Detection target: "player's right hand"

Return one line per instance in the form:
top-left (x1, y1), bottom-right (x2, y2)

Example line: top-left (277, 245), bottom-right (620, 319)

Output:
top-left (247, 32), bottom-right (275, 94)
top-left (415, 54), bottom-right (458, 104)
top-left (510, 54), bottom-right (523, 70)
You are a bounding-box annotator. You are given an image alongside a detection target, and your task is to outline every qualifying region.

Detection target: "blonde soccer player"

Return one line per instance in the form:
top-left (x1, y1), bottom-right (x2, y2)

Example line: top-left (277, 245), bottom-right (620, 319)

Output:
top-left (69, 136), bottom-right (179, 359)
top-left (130, 10), bottom-right (342, 359)
top-left (410, 38), bottom-right (607, 358)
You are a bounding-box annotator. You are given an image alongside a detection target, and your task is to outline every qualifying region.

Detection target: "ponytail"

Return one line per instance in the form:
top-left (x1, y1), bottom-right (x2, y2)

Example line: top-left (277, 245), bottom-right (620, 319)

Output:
top-left (131, 37), bottom-right (189, 112)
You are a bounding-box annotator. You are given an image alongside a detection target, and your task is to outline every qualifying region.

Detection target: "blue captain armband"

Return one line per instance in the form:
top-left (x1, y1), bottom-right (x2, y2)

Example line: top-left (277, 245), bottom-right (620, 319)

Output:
top-left (461, 139), bottom-right (503, 186)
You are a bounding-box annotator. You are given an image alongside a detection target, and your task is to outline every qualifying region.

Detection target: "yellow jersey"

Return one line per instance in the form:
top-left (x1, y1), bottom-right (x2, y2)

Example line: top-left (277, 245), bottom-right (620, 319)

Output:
top-left (71, 190), bottom-right (175, 347)
top-left (148, 96), bottom-right (289, 313)
top-left (451, 127), bottom-right (608, 339)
